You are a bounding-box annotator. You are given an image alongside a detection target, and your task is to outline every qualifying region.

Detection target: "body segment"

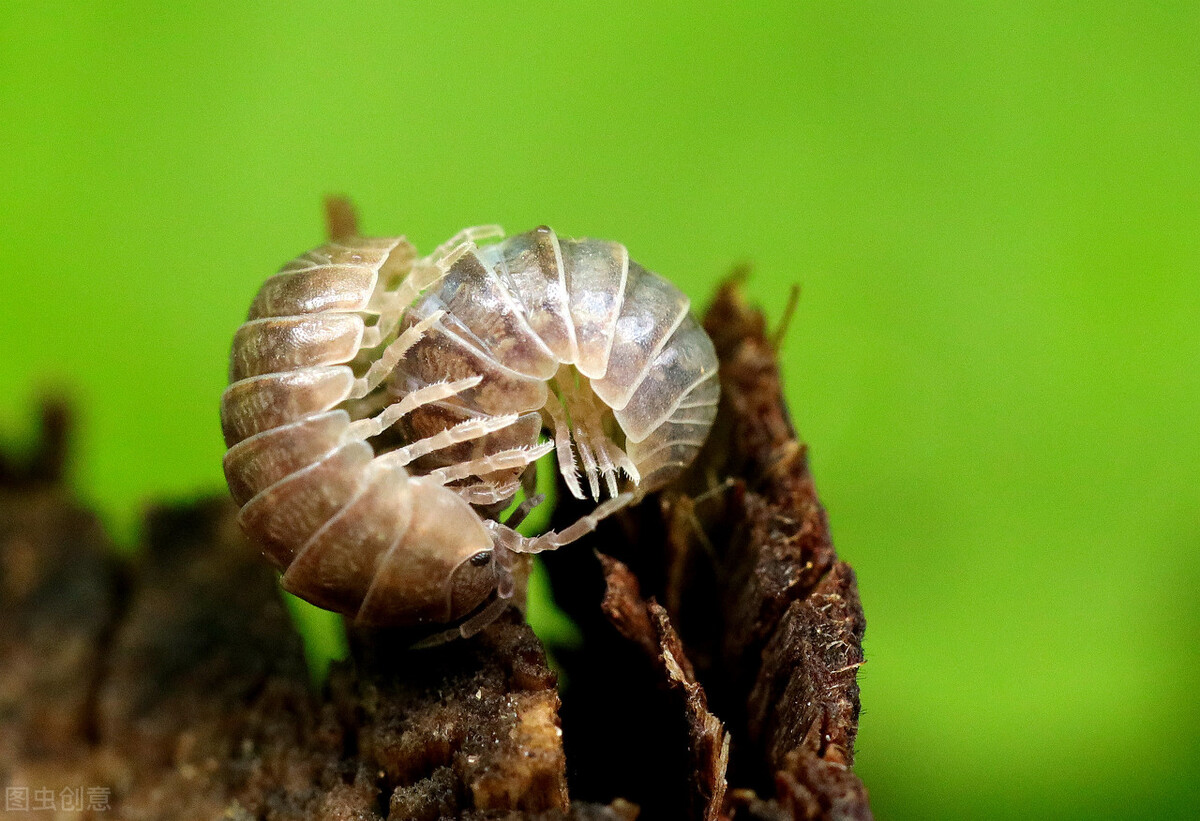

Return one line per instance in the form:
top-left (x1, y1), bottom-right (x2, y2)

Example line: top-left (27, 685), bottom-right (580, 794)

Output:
top-left (395, 225), bottom-right (720, 512)
top-left (221, 215), bottom-right (718, 639)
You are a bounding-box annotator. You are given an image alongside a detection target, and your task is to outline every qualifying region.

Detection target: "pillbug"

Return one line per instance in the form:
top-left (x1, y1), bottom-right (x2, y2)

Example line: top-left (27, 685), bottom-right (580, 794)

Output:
top-left (220, 204), bottom-right (719, 642)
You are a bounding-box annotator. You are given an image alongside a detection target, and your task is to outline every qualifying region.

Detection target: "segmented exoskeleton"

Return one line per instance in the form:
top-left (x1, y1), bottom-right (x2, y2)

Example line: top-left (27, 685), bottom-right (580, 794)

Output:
top-left (220, 206), bottom-right (718, 642)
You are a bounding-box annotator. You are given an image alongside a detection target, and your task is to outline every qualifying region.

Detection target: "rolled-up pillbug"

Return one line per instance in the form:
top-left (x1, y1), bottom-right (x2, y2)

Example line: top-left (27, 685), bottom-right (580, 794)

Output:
top-left (220, 205), bottom-right (719, 641)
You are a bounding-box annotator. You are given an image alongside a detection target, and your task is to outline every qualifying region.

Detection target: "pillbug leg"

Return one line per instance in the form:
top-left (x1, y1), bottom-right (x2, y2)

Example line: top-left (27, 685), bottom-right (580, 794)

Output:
top-left (516, 492), bottom-right (637, 554)
top-left (612, 445), bottom-right (640, 484)
top-left (542, 396), bottom-right (585, 500)
top-left (520, 460), bottom-right (539, 497)
top-left (376, 230), bottom-right (498, 333)
top-left (664, 479), bottom-right (738, 575)
top-left (565, 372), bottom-right (602, 497)
top-left (456, 544), bottom-right (520, 642)
top-left (408, 625), bottom-right (462, 649)
top-left (359, 289), bottom-right (415, 349)
top-left (405, 229), bottom-right (499, 304)
top-left (410, 528), bottom-right (520, 648)
top-left (358, 241), bottom-right (420, 349)
top-left (492, 537), bottom-right (518, 599)
top-left (409, 589), bottom-right (512, 648)
top-left (370, 235), bottom-right (476, 329)
top-left (554, 365), bottom-right (631, 500)
top-left (383, 258), bottom-right (454, 308)
top-left (554, 369), bottom-right (603, 497)
top-left (346, 376), bottom-right (482, 440)
top-left (593, 424), bottom-right (638, 488)
top-left (485, 521), bottom-right (526, 597)
top-left (573, 425), bottom-right (602, 500)
top-left (432, 225), bottom-right (504, 260)
top-left (454, 592), bottom-right (513, 641)
top-left (408, 590), bottom-right (510, 648)
top-left (350, 310), bottom-right (446, 398)
top-left (455, 480), bottom-right (522, 506)
top-left (451, 458), bottom-right (541, 511)
top-left (692, 475), bottom-right (738, 506)
top-left (504, 492), bottom-right (546, 531)
top-left (592, 438), bottom-right (619, 499)
top-left (687, 505), bottom-right (721, 565)
top-left (573, 378), bottom-right (625, 498)
top-left (380, 413), bottom-right (522, 467)
top-left (426, 442), bottom-right (555, 486)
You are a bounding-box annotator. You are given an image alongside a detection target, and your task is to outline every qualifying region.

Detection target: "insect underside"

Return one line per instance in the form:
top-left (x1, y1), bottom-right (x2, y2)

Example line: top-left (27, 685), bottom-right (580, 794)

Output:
top-left (220, 208), bottom-right (719, 641)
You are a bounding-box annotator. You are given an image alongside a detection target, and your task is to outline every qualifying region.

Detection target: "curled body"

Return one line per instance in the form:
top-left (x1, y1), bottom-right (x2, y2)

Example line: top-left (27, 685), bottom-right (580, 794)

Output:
top-left (220, 213), bottom-right (718, 640)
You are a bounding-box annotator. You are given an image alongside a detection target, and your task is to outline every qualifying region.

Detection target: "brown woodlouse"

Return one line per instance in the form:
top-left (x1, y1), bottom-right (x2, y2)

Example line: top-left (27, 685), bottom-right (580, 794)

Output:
top-left (220, 205), bottom-right (719, 642)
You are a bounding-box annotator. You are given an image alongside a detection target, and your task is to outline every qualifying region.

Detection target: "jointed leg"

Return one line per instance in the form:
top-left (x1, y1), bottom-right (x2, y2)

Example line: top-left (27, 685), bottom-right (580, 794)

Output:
top-left (595, 445), bottom-right (618, 499)
top-left (516, 492), bottom-right (637, 554)
top-left (542, 397), bottom-right (584, 500)
top-left (601, 436), bottom-right (639, 485)
top-left (563, 369), bottom-right (634, 498)
top-left (379, 413), bottom-right (522, 468)
top-left (574, 383), bottom-right (627, 497)
top-left (409, 589), bottom-right (512, 649)
top-left (573, 424), bottom-right (602, 500)
top-left (432, 225), bottom-right (504, 260)
top-left (504, 492), bottom-right (546, 530)
top-left (555, 371), bottom-right (605, 498)
top-left (455, 592), bottom-right (514, 640)
top-left (427, 442), bottom-right (555, 486)
top-left (380, 226), bottom-right (501, 316)
top-left (346, 376), bottom-right (481, 440)
top-left (519, 460), bottom-right (539, 498)
top-left (351, 310), bottom-right (446, 398)
top-left (369, 231), bottom-right (493, 337)
top-left (454, 480), bottom-right (522, 506)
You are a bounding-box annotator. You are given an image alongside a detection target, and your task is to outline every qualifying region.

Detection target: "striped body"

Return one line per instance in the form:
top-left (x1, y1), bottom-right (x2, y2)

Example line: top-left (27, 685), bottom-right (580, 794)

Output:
top-left (219, 223), bottom-right (718, 637)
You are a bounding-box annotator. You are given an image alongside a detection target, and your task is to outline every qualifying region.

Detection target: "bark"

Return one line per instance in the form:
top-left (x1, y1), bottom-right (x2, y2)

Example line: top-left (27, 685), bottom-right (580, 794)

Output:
top-left (0, 280), bottom-right (870, 820)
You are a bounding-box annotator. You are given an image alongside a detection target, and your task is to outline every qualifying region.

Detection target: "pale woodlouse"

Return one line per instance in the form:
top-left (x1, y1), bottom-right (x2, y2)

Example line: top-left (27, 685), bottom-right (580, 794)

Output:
top-left (220, 205), bottom-right (719, 642)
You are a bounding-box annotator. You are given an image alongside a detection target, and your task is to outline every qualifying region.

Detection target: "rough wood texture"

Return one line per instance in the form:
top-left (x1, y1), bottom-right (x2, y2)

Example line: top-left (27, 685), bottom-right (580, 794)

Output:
top-left (598, 554), bottom-right (730, 821)
top-left (0, 279), bottom-right (870, 820)
top-left (701, 280), bottom-right (869, 820)
top-left (541, 279), bottom-right (870, 820)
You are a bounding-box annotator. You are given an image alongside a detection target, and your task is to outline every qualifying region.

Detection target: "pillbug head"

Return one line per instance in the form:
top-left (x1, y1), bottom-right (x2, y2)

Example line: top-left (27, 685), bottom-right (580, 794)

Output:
top-left (445, 548), bottom-right (500, 623)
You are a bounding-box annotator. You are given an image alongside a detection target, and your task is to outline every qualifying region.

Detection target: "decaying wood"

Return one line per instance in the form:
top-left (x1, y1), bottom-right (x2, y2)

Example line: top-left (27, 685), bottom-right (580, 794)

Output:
top-left (598, 554), bottom-right (730, 821)
top-left (541, 278), bottom-right (870, 820)
top-left (0, 401), bottom-right (123, 808)
top-left (700, 280), bottom-right (869, 820)
top-left (0, 279), bottom-right (869, 820)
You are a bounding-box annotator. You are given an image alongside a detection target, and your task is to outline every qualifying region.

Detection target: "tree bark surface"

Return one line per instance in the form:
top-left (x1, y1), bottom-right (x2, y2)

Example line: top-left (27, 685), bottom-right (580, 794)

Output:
top-left (0, 281), bottom-right (870, 820)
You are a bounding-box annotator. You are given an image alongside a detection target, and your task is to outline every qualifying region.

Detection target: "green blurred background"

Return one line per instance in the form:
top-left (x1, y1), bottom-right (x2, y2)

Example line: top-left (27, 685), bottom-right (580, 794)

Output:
top-left (2, 3), bottom-right (1197, 818)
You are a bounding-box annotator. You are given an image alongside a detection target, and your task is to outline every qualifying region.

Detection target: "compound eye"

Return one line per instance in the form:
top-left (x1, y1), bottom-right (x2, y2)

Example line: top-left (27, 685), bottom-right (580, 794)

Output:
top-left (470, 551), bottom-right (492, 567)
